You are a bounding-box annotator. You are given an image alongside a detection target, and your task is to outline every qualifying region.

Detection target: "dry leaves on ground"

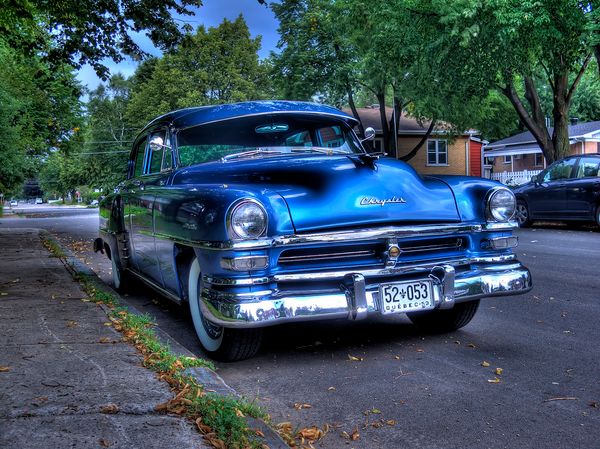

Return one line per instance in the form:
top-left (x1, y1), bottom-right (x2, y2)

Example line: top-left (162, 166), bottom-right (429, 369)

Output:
top-left (348, 354), bottom-right (363, 362)
top-left (100, 403), bottom-right (119, 414)
top-left (98, 439), bottom-right (111, 447)
top-left (481, 361), bottom-right (490, 367)
top-left (293, 402), bottom-right (313, 410)
top-left (0, 366), bottom-right (10, 372)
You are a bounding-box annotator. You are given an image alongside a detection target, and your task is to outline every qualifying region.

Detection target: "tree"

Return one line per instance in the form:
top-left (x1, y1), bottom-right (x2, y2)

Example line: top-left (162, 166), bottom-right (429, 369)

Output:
top-left (397, 0), bottom-right (597, 163)
top-left (0, 0), bottom-right (202, 79)
top-left (0, 38), bottom-right (82, 195)
top-left (127, 16), bottom-right (269, 129)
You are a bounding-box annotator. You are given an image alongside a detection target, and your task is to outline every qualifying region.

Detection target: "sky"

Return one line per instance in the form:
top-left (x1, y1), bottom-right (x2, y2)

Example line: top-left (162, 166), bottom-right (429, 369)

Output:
top-left (76, 0), bottom-right (280, 91)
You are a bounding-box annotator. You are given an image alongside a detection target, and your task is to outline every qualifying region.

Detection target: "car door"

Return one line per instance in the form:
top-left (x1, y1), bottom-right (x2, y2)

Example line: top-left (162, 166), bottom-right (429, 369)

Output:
top-left (567, 156), bottom-right (600, 218)
top-left (126, 129), bottom-right (170, 287)
top-left (527, 158), bottom-right (577, 218)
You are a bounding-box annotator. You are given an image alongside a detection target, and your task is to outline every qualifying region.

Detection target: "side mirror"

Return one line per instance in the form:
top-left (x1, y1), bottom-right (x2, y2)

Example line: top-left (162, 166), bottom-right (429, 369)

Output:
top-left (361, 127), bottom-right (376, 142)
top-left (149, 136), bottom-right (165, 152)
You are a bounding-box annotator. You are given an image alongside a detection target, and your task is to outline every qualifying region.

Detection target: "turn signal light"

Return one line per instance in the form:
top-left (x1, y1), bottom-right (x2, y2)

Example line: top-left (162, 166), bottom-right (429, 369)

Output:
top-left (220, 256), bottom-right (268, 271)
top-left (482, 237), bottom-right (518, 250)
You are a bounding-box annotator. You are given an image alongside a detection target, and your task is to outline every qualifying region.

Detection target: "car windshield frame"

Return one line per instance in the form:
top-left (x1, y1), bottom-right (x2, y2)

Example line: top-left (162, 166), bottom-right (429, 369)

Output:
top-left (174, 113), bottom-right (365, 167)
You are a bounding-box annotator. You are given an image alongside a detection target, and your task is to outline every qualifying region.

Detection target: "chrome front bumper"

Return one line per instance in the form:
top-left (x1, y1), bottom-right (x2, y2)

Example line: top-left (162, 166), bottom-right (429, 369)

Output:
top-left (200, 261), bottom-right (532, 328)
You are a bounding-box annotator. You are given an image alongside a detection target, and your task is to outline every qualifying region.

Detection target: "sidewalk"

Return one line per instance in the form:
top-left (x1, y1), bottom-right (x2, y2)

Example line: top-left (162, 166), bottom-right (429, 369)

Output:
top-left (0, 229), bottom-right (208, 449)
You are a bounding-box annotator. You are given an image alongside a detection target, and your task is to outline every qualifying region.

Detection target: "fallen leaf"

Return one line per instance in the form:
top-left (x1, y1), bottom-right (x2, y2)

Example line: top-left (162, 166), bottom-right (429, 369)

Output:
top-left (370, 408), bottom-right (381, 414)
top-left (481, 361), bottom-right (490, 367)
top-left (103, 322), bottom-right (113, 326)
top-left (589, 401), bottom-right (598, 408)
top-left (0, 292), bottom-right (7, 296)
top-left (66, 320), bottom-right (78, 328)
top-left (487, 377), bottom-right (501, 383)
top-left (350, 427), bottom-right (360, 441)
top-left (416, 348), bottom-right (424, 353)
top-left (454, 341), bottom-right (461, 345)
top-left (385, 419), bottom-right (397, 426)
top-left (297, 426), bottom-right (324, 442)
top-left (98, 337), bottom-right (113, 344)
top-left (100, 403), bottom-right (119, 414)
top-left (235, 408), bottom-right (245, 417)
top-left (348, 354), bottom-right (363, 361)
top-left (254, 429), bottom-right (265, 437)
top-left (327, 386), bottom-right (336, 391)
top-left (99, 439), bottom-right (111, 447)
top-left (394, 355), bottom-right (400, 360)
top-left (468, 343), bottom-right (477, 349)
top-left (0, 366), bottom-right (10, 372)
top-left (293, 403), bottom-right (313, 410)
top-left (495, 367), bottom-right (503, 376)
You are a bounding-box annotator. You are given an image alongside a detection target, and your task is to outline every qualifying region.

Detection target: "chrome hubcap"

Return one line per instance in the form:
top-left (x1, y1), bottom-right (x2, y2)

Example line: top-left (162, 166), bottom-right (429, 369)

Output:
top-left (516, 204), bottom-right (528, 224)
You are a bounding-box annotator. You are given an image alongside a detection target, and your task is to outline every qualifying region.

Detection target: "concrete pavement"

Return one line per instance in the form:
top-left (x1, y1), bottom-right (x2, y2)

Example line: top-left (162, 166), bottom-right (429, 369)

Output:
top-left (0, 229), bottom-right (209, 449)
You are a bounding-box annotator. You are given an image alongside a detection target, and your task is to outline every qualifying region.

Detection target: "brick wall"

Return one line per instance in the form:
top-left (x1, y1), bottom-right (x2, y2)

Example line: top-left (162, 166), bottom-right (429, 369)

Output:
top-left (396, 135), bottom-right (468, 175)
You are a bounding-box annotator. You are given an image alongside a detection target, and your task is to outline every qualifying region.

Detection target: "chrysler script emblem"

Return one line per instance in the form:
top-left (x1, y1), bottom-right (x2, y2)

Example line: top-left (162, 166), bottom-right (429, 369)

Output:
top-left (359, 196), bottom-right (406, 207)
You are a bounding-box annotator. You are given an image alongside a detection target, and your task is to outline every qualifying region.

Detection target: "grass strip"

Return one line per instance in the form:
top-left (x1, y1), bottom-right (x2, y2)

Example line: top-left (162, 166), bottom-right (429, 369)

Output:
top-left (42, 234), bottom-right (271, 449)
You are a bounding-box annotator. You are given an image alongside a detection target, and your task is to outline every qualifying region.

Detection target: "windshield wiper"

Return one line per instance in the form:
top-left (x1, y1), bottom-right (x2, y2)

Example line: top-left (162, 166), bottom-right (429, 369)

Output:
top-left (221, 149), bottom-right (287, 162)
top-left (290, 147), bottom-right (349, 155)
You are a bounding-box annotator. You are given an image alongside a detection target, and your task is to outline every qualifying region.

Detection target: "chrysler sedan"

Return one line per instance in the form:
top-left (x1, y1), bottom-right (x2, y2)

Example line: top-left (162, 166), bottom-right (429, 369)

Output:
top-left (95, 101), bottom-right (532, 361)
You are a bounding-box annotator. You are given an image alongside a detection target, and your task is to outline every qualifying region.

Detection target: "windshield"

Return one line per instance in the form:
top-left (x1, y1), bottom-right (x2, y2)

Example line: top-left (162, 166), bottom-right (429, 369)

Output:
top-left (176, 114), bottom-right (364, 166)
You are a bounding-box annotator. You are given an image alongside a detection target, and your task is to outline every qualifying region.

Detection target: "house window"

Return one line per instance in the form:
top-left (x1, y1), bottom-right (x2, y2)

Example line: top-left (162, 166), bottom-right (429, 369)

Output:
top-left (427, 140), bottom-right (448, 166)
top-left (534, 152), bottom-right (544, 167)
top-left (504, 155), bottom-right (512, 164)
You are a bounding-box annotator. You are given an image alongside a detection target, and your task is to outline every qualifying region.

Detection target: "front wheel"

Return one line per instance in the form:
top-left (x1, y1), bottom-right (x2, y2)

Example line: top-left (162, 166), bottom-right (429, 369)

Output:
top-left (188, 257), bottom-right (262, 361)
top-left (408, 300), bottom-right (480, 334)
top-left (595, 205), bottom-right (600, 228)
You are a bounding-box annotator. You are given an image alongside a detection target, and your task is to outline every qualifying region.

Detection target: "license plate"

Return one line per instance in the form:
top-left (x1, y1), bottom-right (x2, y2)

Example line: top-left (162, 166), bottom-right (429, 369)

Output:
top-left (379, 280), bottom-right (434, 314)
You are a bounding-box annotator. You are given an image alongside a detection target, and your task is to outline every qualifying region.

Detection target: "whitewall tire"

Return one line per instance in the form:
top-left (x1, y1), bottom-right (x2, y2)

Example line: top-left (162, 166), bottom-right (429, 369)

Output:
top-left (187, 257), bottom-right (262, 361)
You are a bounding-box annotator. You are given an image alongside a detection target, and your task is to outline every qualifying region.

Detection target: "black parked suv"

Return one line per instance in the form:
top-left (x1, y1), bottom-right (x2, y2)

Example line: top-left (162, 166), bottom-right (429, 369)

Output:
top-left (513, 153), bottom-right (600, 227)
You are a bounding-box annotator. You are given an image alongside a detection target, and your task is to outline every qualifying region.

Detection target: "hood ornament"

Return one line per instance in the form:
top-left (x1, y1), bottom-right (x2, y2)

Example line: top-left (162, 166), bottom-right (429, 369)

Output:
top-left (359, 196), bottom-right (406, 207)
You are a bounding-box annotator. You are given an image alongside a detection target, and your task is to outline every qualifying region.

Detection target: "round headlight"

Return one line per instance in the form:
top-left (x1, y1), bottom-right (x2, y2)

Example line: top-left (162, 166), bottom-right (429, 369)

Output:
top-left (228, 200), bottom-right (267, 239)
top-left (487, 188), bottom-right (516, 222)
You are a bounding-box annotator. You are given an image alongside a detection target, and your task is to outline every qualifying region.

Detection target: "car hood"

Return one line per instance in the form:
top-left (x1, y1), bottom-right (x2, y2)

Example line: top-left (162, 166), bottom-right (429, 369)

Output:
top-left (174, 155), bottom-right (461, 232)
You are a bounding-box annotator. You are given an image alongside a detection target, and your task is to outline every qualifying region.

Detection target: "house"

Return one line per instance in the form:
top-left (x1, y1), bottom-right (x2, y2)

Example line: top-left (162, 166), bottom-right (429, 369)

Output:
top-left (484, 120), bottom-right (600, 175)
top-left (347, 106), bottom-right (485, 177)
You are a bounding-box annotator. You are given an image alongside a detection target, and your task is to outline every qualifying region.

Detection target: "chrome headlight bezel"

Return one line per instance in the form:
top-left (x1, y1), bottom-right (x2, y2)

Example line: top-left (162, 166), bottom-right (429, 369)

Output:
top-left (486, 187), bottom-right (516, 222)
top-left (227, 198), bottom-right (268, 240)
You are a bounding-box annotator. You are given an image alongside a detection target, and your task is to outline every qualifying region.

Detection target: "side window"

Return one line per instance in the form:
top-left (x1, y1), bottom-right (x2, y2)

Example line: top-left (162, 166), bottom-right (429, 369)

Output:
top-left (542, 158), bottom-right (577, 182)
top-left (162, 133), bottom-right (173, 171)
top-left (575, 157), bottom-right (600, 178)
top-left (133, 138), bottom-right (148, 178)
top-left (148, 131), bottom-right (166, 174)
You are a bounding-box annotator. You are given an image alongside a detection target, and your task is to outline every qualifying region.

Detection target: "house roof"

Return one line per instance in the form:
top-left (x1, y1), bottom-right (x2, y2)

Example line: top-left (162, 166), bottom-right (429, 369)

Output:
top-left (141, 100), bottom-right (359, 133)
top-left (486, 120), bottom-right (600, 149)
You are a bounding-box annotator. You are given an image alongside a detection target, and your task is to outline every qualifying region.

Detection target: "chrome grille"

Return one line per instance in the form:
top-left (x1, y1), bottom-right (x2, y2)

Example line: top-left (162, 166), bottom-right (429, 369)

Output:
top-left (399, 238), bottom-right (464, 254)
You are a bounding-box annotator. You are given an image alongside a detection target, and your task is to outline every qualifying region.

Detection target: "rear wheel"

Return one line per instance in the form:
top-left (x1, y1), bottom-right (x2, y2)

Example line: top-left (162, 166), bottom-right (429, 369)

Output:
top-left (110, 250), bottom-right (131, 293)
top-left (595, 205), bottom-right (600, 229)
top-left (515, 200), bottom-right (532, 227)
top-left (188, 257), bottom-right (262, 361)
top-left (408, 300), bottom-right (480, 334)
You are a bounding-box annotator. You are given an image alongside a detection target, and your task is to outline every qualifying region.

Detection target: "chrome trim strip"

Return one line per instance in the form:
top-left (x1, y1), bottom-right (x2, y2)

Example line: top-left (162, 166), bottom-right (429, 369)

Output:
top-left (153, 222), bottom-right (518, 251)
top-left (279, 249), bottom-right (376, 263)
top-left (199, 263), bottom-right (532, 328)
top-left (201, 254), bottom-right (517, 286)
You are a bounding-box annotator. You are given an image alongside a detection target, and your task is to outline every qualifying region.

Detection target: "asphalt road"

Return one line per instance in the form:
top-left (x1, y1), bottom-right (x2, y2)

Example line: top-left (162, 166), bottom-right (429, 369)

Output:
top-left (2, 208), bottom-right (599, 449)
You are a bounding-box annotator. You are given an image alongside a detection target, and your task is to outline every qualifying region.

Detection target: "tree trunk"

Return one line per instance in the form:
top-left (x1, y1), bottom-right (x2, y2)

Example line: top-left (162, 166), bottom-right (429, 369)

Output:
top-left (400, 119), bottom-right (436, 162)
top-left (595, 45), bottom-right (600, 75)
top-left (376, 91), bottom-right (390, 152)
top-left (347, 86), bottom-right (364, 136)
top-left (386, 96), bottom-right (402, 158)
top-left (551, 73), bottom-right (571, 161)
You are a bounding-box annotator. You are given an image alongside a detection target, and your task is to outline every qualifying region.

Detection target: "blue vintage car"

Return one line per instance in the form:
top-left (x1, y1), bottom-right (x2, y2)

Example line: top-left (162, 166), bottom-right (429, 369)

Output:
top-left (95, 101), bottom-right (532, 361)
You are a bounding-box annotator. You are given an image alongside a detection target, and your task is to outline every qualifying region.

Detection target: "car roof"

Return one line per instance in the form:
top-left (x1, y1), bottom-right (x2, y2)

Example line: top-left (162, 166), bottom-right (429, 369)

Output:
top-left (140, 100), bottom-right (360, 133)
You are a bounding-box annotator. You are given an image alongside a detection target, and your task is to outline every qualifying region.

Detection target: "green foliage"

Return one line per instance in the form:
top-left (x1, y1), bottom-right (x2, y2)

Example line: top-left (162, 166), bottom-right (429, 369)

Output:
top-left (0, 0), bottom-right (202, 79)
top-left (0, 38), bottom-right (82, 195)
top-left (127, 16), bottom-right (270, 129)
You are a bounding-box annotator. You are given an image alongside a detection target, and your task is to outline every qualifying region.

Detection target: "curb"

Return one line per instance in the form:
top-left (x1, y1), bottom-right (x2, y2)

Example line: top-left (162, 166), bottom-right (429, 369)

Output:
top-left (39, 230), bottom-right (288, 449)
